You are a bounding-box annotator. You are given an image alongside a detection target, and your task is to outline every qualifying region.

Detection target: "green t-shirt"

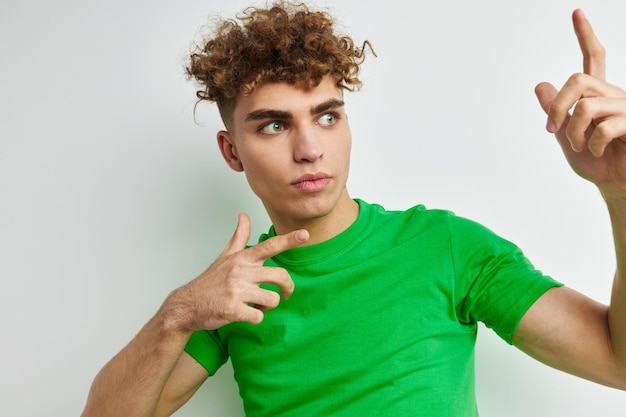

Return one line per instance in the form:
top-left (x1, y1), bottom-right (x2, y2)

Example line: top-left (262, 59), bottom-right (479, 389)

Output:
top-left (185, 199), bottom-right (561, 416)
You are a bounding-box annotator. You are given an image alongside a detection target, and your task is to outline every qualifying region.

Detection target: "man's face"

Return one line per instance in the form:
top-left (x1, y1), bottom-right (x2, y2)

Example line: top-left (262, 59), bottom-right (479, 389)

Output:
top-left (219, 75), bottom-right (353, 230)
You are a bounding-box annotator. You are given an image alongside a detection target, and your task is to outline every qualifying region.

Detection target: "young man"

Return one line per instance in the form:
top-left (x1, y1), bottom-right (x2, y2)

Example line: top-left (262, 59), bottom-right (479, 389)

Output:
top-left (81, 2), bottom-right (626, 416)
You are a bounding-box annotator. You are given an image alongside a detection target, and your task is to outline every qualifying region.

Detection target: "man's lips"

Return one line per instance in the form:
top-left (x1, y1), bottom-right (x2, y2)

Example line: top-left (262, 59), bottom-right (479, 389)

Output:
top-left (292, 173), bottom-right (332, 192)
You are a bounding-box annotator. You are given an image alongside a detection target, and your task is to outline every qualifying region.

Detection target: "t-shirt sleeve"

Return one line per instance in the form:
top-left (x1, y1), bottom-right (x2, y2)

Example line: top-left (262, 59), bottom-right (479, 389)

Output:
top-left (184, 329), bottom-right (229, 375)
top-left (449, 214), bottom-right (563, 344)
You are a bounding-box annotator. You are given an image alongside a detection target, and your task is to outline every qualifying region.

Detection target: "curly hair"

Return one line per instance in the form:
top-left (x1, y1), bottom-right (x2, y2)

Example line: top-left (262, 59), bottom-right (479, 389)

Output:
top-left (186, 1), bottom-right (372, 128)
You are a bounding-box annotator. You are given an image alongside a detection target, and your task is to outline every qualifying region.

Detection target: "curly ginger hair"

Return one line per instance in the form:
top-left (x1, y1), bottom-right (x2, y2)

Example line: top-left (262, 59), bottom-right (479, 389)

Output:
top-left (186, 1), bottom-right (372, 128)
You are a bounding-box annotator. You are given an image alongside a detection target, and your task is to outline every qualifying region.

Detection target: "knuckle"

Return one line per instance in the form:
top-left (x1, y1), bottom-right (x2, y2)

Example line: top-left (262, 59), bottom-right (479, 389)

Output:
top-left (573, 98), bottom-right (592, 116)
top-left (221, 273), bottom-right (246, 299)
top-left (276, 268), bottom-right (293, 286)
top-left (267, 291), bottom-right (281, 307)
top-left (249, 242), bottom-right (273, 262)
top-left (221, 300), bottom-right (240, 318)
top-left (228, 263), bottom-right (246, 278)
top-left (548, 101), bottom-right (567, 117)
top-left (594, 121), bottom-right (612, 138)
top-left (221, 263), bottom-right (246, 287)
top-left (261, 240), bottom-right (279, 257)
top-left (285, 277), bottom-right (296, 293)
top-left (569, 72), bottom-right (587, 85)
top-left (265, 236), bottom-right (287, 254)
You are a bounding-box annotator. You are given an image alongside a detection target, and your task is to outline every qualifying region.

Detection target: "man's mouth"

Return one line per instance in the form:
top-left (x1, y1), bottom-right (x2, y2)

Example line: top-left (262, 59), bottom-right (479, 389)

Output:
top-left (292, 173), bottom-right (331, 192)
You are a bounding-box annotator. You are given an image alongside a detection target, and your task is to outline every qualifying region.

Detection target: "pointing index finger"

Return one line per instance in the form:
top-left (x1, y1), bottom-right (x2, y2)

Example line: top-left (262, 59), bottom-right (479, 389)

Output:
top-left (247, 229), bottom-right (310, 264)
top-left (573, 9), bottom-right (606, 80)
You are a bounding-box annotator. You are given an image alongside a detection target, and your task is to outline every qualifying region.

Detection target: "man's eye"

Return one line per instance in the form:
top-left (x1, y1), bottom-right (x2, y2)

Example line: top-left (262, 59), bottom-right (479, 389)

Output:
top-left (318, 113), bottom-right (337, 126)
top-left (260, 121), bottom-right (286, 133)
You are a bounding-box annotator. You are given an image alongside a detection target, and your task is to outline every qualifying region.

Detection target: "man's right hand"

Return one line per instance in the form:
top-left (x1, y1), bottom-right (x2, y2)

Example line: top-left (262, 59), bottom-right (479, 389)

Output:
top-left (166, 213), bottom-right (309, 333)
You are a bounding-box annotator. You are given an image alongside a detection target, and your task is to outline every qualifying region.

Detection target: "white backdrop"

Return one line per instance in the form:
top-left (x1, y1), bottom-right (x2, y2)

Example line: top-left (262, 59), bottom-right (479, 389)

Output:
top-left (2, 0), bottom-right (626, 415)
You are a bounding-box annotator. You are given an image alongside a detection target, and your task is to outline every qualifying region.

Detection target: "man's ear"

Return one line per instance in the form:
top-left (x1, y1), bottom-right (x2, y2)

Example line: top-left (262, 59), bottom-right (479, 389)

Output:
top-left (217, 130), bottom-right (244, 172)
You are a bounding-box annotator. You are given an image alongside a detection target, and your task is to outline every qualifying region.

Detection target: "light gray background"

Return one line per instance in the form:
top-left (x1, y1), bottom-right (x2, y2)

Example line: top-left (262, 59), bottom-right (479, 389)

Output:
top-left (2, 0), bottom-right (626, 415)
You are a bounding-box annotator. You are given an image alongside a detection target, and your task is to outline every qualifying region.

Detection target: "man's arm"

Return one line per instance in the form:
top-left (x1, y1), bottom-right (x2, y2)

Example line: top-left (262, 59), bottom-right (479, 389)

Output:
top-left (80, 311), bottom-right (206, 417)
top-left (80, 213), bottom-right (309, 417)
top-left (154, 352), bottom-right (211, 417)
top-left (513, 9), bottom-right (626, 389)
top-left (514, 286), bottom-right (626, 389)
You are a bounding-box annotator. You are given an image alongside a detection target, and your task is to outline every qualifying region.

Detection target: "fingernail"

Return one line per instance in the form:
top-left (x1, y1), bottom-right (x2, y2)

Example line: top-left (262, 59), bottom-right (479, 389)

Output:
top-left (296, 230), bottom-right (309, 242)
top-left (546, 119), bottom-right (557, 132)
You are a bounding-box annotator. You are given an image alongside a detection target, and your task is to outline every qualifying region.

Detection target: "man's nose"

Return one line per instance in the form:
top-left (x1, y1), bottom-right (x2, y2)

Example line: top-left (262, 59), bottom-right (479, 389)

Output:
top-left (292, 127), bottom-right (323, 162)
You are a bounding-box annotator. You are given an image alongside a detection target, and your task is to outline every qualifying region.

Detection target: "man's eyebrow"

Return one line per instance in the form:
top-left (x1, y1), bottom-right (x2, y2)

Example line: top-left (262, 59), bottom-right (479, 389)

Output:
top-left (244, 99), bottom-right (345, 122)
top-left (311, 99), bottom-right (345, 115)
top-left (245, 109), bottom-right (292, 122)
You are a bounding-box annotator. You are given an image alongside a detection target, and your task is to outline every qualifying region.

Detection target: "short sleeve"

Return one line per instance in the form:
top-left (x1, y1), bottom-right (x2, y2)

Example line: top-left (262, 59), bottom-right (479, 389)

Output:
top-left (184, 330), bottom-right (229, 375)
top-left (449, 214), bottom-right (563, 344)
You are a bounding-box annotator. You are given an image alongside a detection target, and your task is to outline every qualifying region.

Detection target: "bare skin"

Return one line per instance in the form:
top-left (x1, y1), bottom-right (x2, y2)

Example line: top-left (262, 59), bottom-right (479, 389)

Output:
top-left (217, 76), bottom-right (359, 243)
top-left (81, 8), bottom-right (626, 417)
top-left (81, 77), bottom-right (360, 417)
top-left (80, 215), bottom-right (309, 417)
top-left (513, 9), bottom-right (626, 388)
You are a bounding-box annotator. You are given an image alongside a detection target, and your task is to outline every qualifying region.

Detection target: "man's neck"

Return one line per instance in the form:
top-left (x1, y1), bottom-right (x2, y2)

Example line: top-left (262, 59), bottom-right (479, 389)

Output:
top-left (269, 191), bottom-right (359, 246)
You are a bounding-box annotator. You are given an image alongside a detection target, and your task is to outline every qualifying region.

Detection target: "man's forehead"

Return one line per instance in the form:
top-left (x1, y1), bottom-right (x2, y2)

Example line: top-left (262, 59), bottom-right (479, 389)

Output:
top-left (234, 77), bottom-right (343, 116)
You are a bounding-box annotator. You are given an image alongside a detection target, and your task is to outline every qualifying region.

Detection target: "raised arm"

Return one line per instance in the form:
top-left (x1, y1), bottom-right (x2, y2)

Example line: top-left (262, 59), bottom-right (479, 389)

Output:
top-left (80, 213), bottom-right (308, 417)
top-left (513, 9), bottom-right (626, 388)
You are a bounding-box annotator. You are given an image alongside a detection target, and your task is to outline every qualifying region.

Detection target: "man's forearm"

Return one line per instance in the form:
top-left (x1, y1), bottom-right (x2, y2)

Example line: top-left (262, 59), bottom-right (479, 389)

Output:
top-left (603, 194), bottom-right (626, 371)
top-left (80, 214), bottom-right (306, 416)
top-left (80, 299), bottom-right (192, 417)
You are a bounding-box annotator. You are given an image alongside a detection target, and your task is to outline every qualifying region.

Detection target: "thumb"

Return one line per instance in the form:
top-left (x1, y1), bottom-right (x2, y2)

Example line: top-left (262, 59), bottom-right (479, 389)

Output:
top-left (534, 81), bottom-right (559, 115)
top-left (220, 213), bottom-right (251, 256)
top-left (535, 81), bottom-right (570, 134)
top-left (535, 82), bottom-right (578, 154)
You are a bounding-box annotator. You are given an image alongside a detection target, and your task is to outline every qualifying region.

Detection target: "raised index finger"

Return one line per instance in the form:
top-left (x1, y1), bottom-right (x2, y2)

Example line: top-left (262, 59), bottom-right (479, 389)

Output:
top-left (246, 229), bottom-right (310, 264)
top-left (573, 9), bottom-right (606, 80)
